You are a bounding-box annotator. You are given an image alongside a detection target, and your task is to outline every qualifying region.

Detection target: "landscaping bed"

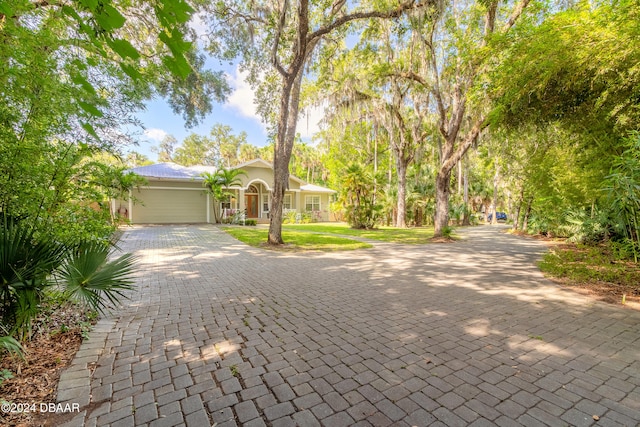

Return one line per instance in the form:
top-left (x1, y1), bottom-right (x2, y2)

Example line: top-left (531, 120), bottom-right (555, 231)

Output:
top-left (539, 243), bottom-right (640, 309)
top-left (1, 305), bottom-right (95, 427)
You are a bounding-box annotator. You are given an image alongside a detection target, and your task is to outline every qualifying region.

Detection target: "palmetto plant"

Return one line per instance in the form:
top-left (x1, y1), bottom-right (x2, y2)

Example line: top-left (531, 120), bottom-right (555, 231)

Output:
top-left (1, 219), bottom-right (136, 341)
top-left (57, 242), bottom-right (137, 313)
top-left (0, 325), bottom-right (24, 359)
top-left (340, 164), bottom-right (382, 229)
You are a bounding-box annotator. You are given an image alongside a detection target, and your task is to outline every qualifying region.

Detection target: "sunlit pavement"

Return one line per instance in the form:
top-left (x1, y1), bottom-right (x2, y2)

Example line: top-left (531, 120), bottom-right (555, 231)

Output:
top-left (57, 224), bottom-right (640, 426)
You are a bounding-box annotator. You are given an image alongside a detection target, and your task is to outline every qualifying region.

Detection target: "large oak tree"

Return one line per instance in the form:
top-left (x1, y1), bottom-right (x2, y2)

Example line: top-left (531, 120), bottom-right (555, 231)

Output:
top-left (199, 0), bottom-right (434, 244)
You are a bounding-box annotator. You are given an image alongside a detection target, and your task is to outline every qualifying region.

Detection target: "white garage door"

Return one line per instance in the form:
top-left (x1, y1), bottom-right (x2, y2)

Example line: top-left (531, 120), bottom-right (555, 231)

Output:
top-left (132, 189), bottom-right (208, 223)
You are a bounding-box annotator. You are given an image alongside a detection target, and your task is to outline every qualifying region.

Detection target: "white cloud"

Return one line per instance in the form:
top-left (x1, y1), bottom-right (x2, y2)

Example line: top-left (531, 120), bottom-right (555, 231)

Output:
top-left (189, 13), bottom-right (208, 41)
top-left (225, 66), bottom-right (325, 139)
top-left (144, 128), bottom-right (168, 142)
top-left (297, 104), bottom-right (325, 139)
top-left (226, 68), bottom-right (263, 123)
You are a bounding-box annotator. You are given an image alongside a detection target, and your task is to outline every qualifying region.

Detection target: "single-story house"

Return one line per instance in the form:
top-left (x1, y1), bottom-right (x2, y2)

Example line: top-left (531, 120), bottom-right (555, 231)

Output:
top-left (113, 159), bottom-right (336, 224)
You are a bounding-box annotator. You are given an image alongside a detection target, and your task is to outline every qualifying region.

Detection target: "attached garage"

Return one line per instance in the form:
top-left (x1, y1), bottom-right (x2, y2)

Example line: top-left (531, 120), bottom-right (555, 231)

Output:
top-left (131, 187), bottom-right (208, 224)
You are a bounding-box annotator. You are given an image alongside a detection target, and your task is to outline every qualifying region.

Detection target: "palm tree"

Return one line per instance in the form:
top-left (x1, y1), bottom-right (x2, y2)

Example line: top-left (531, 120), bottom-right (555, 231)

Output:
top-left (202, 168), bottom-right (247, 223)
top-left (111, 168), bottom-right (147, 221)
top-left (340, 164), bottom-right (380, 229)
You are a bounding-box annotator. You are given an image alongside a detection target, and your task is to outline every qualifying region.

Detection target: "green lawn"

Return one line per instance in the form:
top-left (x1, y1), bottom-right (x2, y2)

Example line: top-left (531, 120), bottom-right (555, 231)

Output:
top-left (283, 222), bottom-right (438, 244)
top-left (222, 227), bottom-right (372, 251)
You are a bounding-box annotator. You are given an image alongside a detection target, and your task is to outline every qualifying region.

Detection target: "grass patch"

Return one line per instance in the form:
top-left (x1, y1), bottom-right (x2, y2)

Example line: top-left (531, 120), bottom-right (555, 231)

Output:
top-left (282, 223), bottom-right (438, 244)
top-left (539, 244), bottom-right (640, 287)
top-left (222, 227), bottom-right (371, 251)
top-left (540, 244), bottom-right (640, 307)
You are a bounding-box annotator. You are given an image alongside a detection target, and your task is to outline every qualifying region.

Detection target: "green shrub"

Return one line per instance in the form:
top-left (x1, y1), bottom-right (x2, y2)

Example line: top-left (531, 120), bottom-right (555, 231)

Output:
top-left (282, 210), bottom-right (298, 224)
top-left (0, 219), bottom-right (136, 340)
top-left (244, 220), bottom-right (257, 226)
top-left (441, 226), bottom-right (454, 238)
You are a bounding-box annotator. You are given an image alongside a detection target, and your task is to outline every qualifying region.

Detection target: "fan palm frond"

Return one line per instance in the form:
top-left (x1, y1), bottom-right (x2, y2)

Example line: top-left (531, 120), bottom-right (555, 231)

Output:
top-left (59, 242), bottom-right (137, 313)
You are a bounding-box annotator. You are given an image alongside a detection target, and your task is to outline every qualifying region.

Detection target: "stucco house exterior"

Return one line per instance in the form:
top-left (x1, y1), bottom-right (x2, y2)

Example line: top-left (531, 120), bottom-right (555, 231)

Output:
top-left (113, 159), bottom-right (336, 224)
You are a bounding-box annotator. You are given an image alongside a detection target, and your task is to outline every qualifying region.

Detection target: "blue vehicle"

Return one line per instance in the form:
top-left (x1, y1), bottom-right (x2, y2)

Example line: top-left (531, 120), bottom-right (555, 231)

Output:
top-left (488, 212), bottom-right (507, 222)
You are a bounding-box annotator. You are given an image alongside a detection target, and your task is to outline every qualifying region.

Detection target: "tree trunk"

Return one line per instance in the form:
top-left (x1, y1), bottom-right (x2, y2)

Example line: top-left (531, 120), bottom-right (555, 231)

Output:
top-left (213, 201), bottom-right (221, 224)
top-left (268, 80), bottom-right (297, 243)
top-left (433, 120), bottom-right (485, 236)
top-left (491, 162), bottom-right (499, 225)
top-left (396, 156), bottom-right (409, 228)
top-left (434, 168), bottom-right (451, 235)
top-left (462, 164), bottom-right (470, 225)
top-left (415, 207), bottom-right (423, 227)
top-left (513, 201), bottom-right (522, 230)
top-left (513, 186), bottom-right (524, 230)
top-left (522, 197), bottom-right (533, 231)
top-left (268, 42), bottom-right (309, 244)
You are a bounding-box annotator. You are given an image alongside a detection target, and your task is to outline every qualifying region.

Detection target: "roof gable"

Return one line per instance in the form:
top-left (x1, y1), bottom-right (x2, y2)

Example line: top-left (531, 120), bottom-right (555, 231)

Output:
top-left (233, 159), bottom-right (273, 169)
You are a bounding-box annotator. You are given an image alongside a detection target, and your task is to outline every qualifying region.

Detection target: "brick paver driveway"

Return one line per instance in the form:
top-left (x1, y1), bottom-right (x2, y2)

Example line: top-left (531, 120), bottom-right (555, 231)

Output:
top-left (57, 225), bottom-right (640, 426)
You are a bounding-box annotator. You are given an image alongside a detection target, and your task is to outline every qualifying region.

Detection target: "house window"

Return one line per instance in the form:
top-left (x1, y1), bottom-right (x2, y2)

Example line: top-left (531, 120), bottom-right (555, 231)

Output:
top-left (262, 194), bottom-right (270, 211)
top-left (283, 194), bottom-right (292, 209)
top-left (305, 195), bottom-right (320, 211)
top-left (221, 194), bottom-right (235, 210)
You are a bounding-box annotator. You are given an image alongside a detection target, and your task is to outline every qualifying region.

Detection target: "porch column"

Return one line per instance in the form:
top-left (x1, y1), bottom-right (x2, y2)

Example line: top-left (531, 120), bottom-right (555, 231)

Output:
top-left (206, 192), bottom-right (210, 223)
top-left (295, 191), bottom-right (301, 212)
top-left (239, 188), bottom-right (245, 213)
top-left (128, 190), bottom-right (133, 221)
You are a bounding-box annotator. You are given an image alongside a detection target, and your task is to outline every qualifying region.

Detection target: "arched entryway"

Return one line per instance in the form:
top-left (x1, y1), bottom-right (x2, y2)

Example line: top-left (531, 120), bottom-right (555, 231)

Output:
top-left (243, 181), bottom-right (271, 220)
top-left (244, 184), bottom-right (259, 219)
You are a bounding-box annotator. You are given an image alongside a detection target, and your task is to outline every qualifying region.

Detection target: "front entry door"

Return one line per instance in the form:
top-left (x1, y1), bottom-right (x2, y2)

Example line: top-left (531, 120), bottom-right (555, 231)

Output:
top-left (245, 195), bottom-right (258, 218)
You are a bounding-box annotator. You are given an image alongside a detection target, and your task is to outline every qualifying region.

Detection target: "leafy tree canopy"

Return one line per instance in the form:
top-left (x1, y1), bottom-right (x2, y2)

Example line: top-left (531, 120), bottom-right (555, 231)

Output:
top-left (0, 0), bottom-right (228, 242)
top-left (489, 0), bottom-right (640, 136)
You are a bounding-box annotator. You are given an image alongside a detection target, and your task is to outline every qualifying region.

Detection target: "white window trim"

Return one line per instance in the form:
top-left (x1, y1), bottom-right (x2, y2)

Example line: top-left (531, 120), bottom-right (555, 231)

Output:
top-left (305, 195), bottom-right (320, 211)
top-left (283, 194), bottom-right (292, 210)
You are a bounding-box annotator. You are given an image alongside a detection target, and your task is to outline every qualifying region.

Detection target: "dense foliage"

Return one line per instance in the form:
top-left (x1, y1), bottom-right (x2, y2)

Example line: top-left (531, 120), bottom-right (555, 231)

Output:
top-left (0, 220), bottom-right (136, 341)
top-left (0, 0), bottom-right (224, 347)
top-left (484, 0), bottom-right (640, 260)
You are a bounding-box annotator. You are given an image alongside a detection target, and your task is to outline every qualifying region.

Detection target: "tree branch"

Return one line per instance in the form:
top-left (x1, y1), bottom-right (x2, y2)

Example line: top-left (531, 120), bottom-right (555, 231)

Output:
top-left (392, 71), bottom-right (429, 87)
top-left (31, 0), bottom-right (67, 8)
top-left (307, 0), bottom-right (432, 45)
top-left (442, 116), bottom-right (490, 174)
top-left (503, 0), bottom-right (531, 32)
top-left (271, 0), bottom-right (289, 77)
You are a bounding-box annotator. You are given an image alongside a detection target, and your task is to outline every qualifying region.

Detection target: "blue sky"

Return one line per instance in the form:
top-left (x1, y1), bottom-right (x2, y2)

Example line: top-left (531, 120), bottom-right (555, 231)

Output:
top-left (129, 65), bottom-right (323, 162)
